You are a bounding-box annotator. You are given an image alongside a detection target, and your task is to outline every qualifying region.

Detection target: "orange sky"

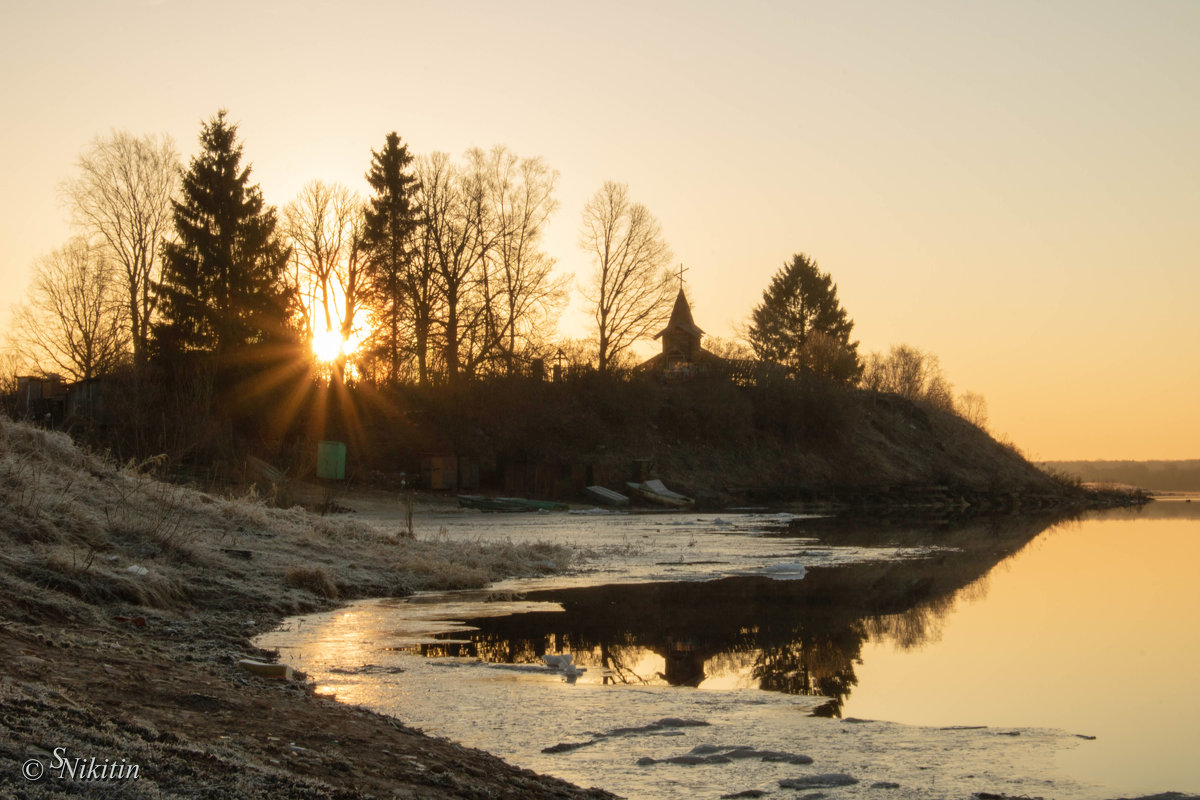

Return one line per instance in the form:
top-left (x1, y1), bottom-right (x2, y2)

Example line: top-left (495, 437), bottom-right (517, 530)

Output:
top-left (2, 1), bottom-right (1196, 460)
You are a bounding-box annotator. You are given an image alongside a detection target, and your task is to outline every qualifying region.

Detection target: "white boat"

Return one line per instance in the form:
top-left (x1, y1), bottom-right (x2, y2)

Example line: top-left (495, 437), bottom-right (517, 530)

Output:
top-left (583, 485), bottom-right (630, 507)
top-left (625, 479), bottom-right (694, 508)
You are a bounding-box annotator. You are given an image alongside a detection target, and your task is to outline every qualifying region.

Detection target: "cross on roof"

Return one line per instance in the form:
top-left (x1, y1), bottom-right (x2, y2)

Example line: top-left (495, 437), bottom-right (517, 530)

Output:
top-left (676, 263), bottom-right (688, 290)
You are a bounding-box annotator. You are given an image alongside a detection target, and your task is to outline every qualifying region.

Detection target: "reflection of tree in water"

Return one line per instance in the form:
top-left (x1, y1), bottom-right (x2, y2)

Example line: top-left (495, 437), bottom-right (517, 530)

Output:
top-left (754, 632), bottom-right (864, 716)
top-left (421, 631), bottom-right (664, 686)
top-left (419, 513), bottom-right (1068, 716)
top-left (862, 577), bottom-right (988, 650)
top-left (418, 637), bottom-right (542, 663)
top-left (602, 641), bottom-right (656, 684)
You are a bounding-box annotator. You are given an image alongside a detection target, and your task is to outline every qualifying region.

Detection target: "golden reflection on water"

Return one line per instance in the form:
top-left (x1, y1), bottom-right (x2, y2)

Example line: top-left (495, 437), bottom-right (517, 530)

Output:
top-left (699, 650), bottom-right (761, 690)
top-left (261, 503), bottom-right (1200, 796)
top-left (844, 509), bottom-right (1200, 793)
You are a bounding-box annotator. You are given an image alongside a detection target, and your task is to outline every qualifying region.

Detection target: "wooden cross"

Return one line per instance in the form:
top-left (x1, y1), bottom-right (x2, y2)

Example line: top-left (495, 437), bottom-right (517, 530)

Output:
top-left (676, 263), bottom-right (688, 290)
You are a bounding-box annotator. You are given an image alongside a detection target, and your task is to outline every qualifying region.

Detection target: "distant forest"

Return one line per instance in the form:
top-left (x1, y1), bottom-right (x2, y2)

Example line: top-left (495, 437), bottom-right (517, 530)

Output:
top-left (1039, 460), bottom-right (1200, 492)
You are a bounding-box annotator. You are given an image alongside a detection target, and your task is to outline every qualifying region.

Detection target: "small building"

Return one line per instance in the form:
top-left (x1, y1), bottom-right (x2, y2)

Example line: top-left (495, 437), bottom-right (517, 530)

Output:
top-left (639, 289), bottom-right (724, 376)
top-left (65, 377), bottom-right (111, 424)
top-left (14, 375), bottom-right (66, 422)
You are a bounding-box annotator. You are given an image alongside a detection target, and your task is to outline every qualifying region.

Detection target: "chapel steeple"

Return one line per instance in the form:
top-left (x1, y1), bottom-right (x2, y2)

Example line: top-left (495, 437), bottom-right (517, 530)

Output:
top-left (654, 288), bottom-right (704, 368)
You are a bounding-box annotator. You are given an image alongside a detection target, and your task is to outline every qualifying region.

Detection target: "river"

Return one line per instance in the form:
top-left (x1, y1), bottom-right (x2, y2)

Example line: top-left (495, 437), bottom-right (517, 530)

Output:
top-left (258, 498), bottom-right (1200, 800)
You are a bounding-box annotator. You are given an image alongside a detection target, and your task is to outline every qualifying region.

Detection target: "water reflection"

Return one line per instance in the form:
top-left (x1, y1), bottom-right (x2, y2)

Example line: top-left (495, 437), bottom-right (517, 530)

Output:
top-left (410, 512), bottom-right (1067, 716)
top-left (262, 501), bottom-right (1200, 798)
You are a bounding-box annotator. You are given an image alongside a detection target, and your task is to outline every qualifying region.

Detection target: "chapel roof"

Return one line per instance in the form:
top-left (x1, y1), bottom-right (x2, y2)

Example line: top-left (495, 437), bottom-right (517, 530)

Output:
top-left (655, 288), bottom-right (704, 340)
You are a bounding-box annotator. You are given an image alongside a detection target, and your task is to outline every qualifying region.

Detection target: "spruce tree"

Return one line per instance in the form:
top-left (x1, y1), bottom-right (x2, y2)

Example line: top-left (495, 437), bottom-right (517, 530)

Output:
top-left (748, 253), bottom-right (860, 383)
top-left (362, 131), bottom-right (422, 385)
top-left (156, 111), bottom-right (291, 359)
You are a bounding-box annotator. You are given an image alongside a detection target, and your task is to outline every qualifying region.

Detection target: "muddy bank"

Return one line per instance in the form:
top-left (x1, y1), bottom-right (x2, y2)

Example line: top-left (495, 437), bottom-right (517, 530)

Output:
top-left (0, 416), bottom-right (612, 799)
top-left (0, 415), bottom-right (1166, 799)
top-left (1, 611), bottom-right (615, 799)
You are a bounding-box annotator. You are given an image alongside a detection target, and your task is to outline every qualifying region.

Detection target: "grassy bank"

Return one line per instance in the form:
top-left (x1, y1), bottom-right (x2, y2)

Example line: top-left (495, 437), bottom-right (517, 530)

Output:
top-left (0, 414), bottom-right (612, 799)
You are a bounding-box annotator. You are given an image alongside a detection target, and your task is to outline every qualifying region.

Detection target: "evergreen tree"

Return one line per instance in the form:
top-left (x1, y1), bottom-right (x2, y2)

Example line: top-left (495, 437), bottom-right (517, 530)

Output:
top-left (748, 253), bottom-right (860, 383)
top-left (155, 111), bottom-right (291, 359)
top-left (362, 131), bottom-right (423, 385)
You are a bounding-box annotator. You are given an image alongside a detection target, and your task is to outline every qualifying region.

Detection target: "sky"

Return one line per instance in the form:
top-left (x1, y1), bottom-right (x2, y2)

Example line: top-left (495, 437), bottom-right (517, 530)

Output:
top-left (1, 0), bottom-right (1197, 460)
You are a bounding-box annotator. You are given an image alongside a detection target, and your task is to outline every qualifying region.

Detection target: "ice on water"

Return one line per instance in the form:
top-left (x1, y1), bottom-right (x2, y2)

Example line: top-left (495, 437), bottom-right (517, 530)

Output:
top-left (257, 510), bottom-right (1126, 800)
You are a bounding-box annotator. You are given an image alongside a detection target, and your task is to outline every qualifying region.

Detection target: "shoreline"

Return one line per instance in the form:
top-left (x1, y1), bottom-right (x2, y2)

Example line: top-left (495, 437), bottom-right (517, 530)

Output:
top-left (2, 500), bottom-right (1185, 800)
top-left (260, 497), bottom-right (1196, 800)
top-left (1, 500), bottom-right (618, 799)
top-left (0, 417), bottom-right (1171, 799)
top-left (0, 417), bottom-right (615, 798)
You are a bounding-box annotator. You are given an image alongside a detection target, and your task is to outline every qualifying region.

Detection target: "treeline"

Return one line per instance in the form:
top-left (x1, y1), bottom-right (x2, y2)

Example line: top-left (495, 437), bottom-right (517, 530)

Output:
top-left (1038, 460), bottom-right (1200, 492)
top-left (5, 114), bottom-right (694, 393)
top-left (5, 114), bottom-right (598, 388)
top-left (0, 110), bottom-right (995, 472)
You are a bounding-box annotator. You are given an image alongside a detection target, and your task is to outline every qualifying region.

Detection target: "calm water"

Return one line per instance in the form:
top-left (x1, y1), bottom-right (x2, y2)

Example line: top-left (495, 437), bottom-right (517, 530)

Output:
top-left (260, 500), bottom-right (1200, 799)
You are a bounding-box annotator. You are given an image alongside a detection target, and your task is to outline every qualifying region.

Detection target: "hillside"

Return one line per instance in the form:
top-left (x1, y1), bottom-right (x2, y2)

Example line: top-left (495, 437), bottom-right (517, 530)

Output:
top-left (323, 375), bottom-right (1127, 512)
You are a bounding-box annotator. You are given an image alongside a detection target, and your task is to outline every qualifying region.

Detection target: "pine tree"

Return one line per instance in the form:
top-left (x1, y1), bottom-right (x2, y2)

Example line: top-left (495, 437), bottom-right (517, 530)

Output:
top-left (362, 131), bottom-right (422, 385)
top-left (156, 111), bottom-right (291, 359)
top-left (748, 253), bottom-right (860, 383)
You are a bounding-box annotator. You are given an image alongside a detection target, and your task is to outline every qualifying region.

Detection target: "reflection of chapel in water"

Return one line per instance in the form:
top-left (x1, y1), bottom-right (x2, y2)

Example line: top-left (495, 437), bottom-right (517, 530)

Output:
top-left (419, 580), bottom-right (867, 716)
top-left (416, 515), bottom-right (1058, 718)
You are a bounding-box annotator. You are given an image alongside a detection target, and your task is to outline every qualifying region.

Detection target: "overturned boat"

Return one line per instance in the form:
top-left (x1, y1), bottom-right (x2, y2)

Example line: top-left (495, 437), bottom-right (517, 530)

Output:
top-left (625, 479), bottom-right (694, 509)
top-left (582, 485), bottom-right (630, 507)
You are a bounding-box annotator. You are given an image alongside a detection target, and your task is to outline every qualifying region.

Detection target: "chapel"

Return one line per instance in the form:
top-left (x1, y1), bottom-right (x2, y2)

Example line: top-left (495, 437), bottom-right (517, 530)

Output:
top-left (639, 288), bottom-right (722, 375)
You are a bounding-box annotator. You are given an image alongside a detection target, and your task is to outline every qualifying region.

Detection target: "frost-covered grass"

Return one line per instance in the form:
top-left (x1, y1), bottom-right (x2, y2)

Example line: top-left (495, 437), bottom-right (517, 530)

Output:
top-left (0, 414), bottom-right (577, 622)
top-left (395, 530), bottom-right (574, 590)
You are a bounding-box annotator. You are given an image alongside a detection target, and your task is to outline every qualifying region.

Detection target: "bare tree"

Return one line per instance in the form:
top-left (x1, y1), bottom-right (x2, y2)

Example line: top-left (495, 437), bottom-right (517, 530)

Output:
top-left (552, 337), bottom-right (598, 375)
top-left (861, 344), bottom-right (955, 411)
top-left (417, 151), bottom-right (493, 382)
top-left (284, 181), bottom-right (369, 376)
top-left (704, 336), bottom-right (755, 361)
top-left (0, 350), bottom-right (22, 418)
top-left (10, 238), bottom-right (130, 382)
top-left (0, 350), bottom-right (21, 394)
top-left (62, 131), bottom-right (178, 369)
top-left (958, 390), bottom-right (989, 429)
top-left (482, 147), bottom-right (568, 375)
top-left (579, 181), bottom-right (673, 373)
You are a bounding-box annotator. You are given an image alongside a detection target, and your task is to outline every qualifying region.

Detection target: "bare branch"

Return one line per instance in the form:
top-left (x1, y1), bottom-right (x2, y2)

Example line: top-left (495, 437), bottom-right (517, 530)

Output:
top-left (479, 146), bottom-right (567, 375)
top-left (579, 181), bottom-right (673, 372)
top-left (62, 132), bottom-right (178, 368)
top-left (9, 238), bottom-right (130, 382)
top-left (284, 181), bottom-right (367, 343)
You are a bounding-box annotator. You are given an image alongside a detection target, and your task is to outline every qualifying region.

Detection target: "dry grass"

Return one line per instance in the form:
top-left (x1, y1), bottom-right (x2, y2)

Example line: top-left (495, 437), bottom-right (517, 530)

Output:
top-left (0, 414), bottom-right (611, 800)
top-left (284, 565), bottom-right (340, 598)
top-left (394, 531), bottom-right (574, 591)
top-left (0, 414), bottom-right (578, 624)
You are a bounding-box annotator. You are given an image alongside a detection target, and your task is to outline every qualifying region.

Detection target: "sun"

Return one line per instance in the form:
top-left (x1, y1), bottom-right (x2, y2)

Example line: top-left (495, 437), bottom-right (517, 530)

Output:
top-left (304, 291), bottom-right (371, 367)
top-left (312, 328), bottom-right (346, 363)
